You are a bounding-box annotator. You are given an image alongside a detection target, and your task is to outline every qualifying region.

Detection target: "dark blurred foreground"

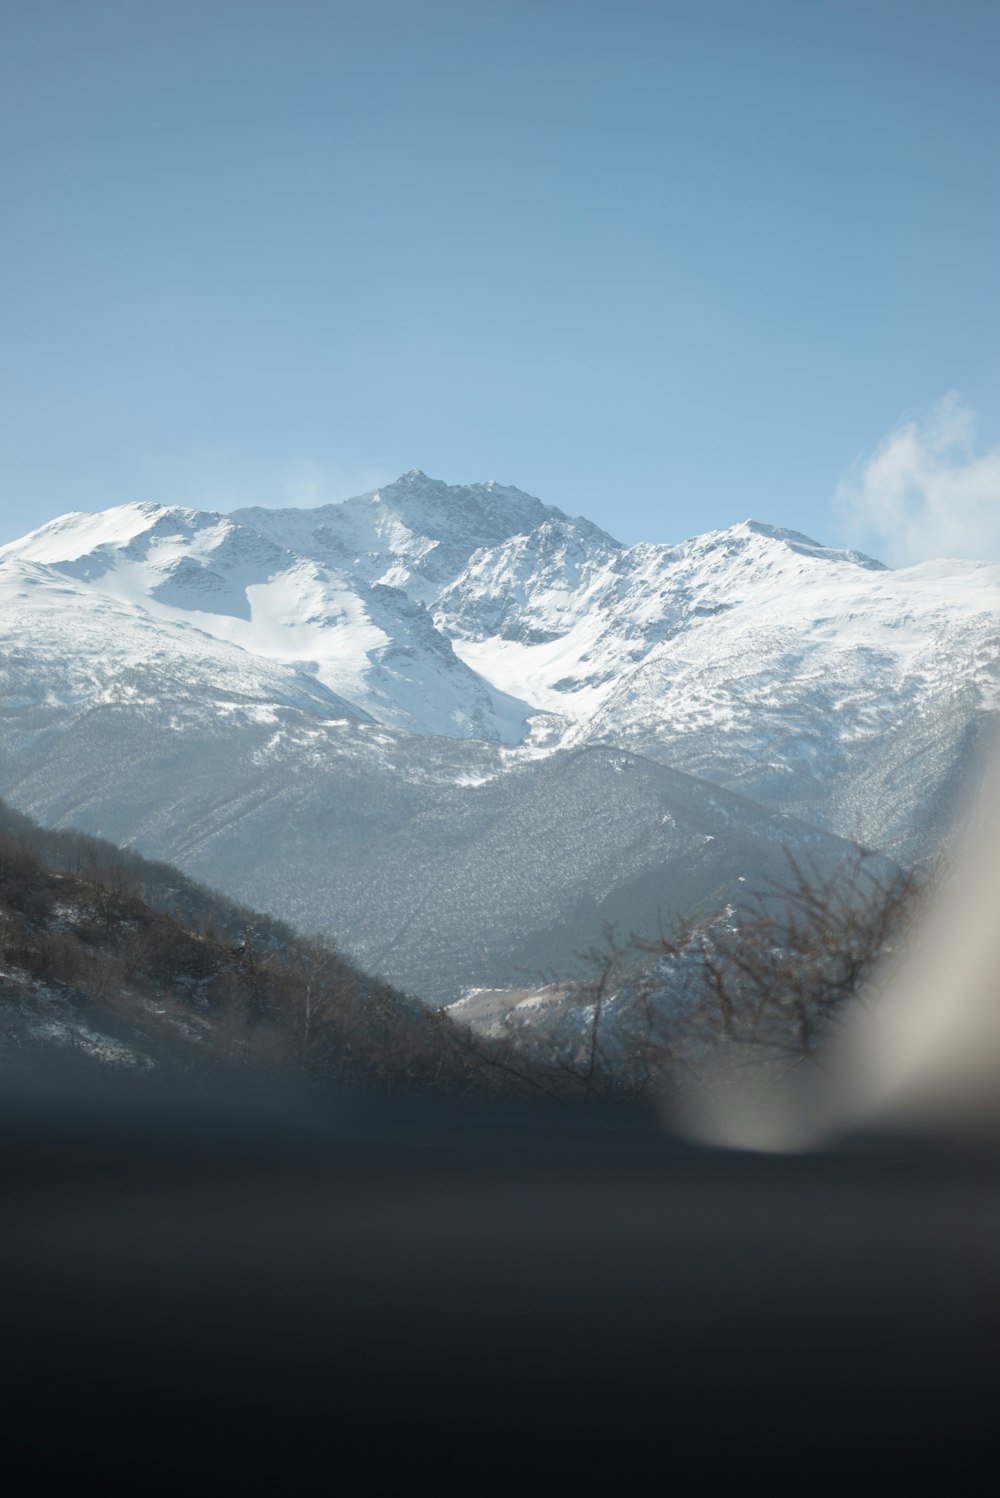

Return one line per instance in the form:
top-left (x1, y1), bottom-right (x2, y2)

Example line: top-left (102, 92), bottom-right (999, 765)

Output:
top-left (3, 1061), bottom-right (998, 1489)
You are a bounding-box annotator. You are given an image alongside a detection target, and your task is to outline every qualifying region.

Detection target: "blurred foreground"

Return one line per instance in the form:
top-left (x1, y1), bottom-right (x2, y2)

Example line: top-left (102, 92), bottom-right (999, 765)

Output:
top-left (3, 756), bottom-right (998, 1484)
top-left (3, 1061), bottom-right (999, 1487)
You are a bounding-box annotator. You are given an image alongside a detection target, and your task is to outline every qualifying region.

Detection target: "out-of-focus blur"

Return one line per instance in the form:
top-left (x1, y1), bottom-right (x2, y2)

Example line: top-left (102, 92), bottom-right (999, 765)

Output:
top-left (3, 757), bottom-right (1000, 1485)
top-left (841, 751), bottom-right (1000, 1129)
top-left (4, 1049), bottom-right (1000, 1481)
top-left (680, 745), bottom-right (1000, 1152)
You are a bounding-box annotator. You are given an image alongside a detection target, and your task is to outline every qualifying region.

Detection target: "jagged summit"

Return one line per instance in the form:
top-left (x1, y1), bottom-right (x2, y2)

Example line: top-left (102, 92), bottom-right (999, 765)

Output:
top-left (722, 518), bottom-right (888, 570)
top-left (634, 517), bottom-right (887, 575)
top-left (0, 474), bottom-right (994, 861)
top-left (0, 464), bottom-right (994, 1013)
top-left (348, 469), bottom-right (605, 539)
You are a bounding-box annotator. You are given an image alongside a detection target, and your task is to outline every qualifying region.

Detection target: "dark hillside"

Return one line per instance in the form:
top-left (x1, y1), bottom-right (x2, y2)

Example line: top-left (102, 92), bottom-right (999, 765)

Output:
top-left (0, 796), bottom-right (923, 1105)
top-left (0, 798), bottom-right (556, 1099)
top-left (2, 804), bottom-right (995, 1489)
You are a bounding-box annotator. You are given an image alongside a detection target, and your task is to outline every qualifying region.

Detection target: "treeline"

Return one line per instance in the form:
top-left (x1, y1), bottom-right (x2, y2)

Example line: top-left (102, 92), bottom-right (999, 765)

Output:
top-left (0, 797), bottom-right (924, 1105)
top-left (501, 848), bottom-right (924, 1094)
top-left (0, 799), bottom-right (588, 1100)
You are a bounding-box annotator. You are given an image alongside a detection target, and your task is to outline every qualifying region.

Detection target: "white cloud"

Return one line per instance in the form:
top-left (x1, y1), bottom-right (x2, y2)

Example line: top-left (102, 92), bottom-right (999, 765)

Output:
top-left (195, 458), bottom-right (398, 515)
top-left (273, 459), bottom-right (397, 509)
top-left (834, 393), bottom-right (1000, 565)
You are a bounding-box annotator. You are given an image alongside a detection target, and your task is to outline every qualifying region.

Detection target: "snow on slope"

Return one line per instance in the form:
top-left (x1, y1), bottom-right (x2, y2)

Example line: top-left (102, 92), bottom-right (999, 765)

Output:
top-left (1, 471), bottom-right (995, 880)
top-left (438, 520), bottom-right (886, 714)
top-left (231, 468), bottom-right (616, 602)
top-left (438, 519), bottom-right (1000, 856)
top-left (0, 486), bottom-right (537, 742)
top-left (0, 596), bottom-right (874, 1000)
top-left (0, 555), bottom-right (364, 721)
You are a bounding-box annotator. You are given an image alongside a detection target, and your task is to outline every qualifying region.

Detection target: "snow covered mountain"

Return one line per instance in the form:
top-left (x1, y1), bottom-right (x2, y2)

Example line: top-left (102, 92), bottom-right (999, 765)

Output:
top-left (0, 476), bottom-right (554, 742)
top-left (0, 545), bottom-right (865, 998)
top-left (439, 518), bottom-right (1000, 854)
top-left (0, 470), bottom-right (995, 996)
top-left (3, 470), bottom-right (995, 856)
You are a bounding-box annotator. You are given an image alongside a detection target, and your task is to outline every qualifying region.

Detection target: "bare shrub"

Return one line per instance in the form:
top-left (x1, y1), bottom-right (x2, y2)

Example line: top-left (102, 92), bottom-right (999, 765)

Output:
top-left (0, 832), bottom-right (45, 882)
top-left (499, 847), bottom-right (927, 1102)
top-left (662, 849), bottom-right (925, 1071)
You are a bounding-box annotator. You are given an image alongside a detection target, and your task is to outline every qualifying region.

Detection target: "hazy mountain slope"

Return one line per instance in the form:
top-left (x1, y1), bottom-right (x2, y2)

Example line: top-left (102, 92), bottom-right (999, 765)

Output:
top-left (0, 567), bottom-right (869, 1000)
top-left (0, 470), bottom-right (993, 995)
top-left (0, 796), bottom-right (509, 1098)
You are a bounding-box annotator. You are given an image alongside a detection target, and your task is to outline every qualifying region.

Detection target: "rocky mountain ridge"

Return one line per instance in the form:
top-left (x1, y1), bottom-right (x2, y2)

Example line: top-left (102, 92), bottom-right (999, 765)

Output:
top-left (2, 469), bottom-right (995, 856)
top-left (0, 470), bottom-right (994, 997)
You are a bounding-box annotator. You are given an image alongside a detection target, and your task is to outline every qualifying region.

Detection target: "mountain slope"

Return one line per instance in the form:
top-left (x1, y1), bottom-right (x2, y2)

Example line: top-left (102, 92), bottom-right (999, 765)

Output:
top-left (438, 518), bottom-right (999, 855)
top-left (3, 471), bottom-right (993, 861)
top-left (0, 484), bottom-right (540, 742)
top-left (0, 470), bottom-right (994, 996)
top-left (0, 563), bottom-right (873, 999)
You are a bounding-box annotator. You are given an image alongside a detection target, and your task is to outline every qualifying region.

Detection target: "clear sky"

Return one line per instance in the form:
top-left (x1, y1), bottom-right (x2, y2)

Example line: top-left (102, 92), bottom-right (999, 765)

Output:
top-left (2, 0), bottom-right (998, 562)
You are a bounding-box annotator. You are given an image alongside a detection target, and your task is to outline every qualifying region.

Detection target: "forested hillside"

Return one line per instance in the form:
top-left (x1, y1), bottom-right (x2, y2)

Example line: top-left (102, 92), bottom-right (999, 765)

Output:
top-left (0, 797), bottom-right (921, 1105)
top-left (0, 798), bottom-right (540, 1097)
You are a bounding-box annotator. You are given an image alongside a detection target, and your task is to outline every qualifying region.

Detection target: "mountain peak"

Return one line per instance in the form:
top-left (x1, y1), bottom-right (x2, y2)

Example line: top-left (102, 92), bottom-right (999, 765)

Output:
top-left (0, 498), bottom-right (214, 567)
top-left (0, 475), bottom-right (994, 885)
top-left (705, 518), bottom-right (888, 571)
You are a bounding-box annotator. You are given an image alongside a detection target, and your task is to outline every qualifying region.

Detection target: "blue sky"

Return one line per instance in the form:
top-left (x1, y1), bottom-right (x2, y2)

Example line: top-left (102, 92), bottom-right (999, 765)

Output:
top-left (2, 0), bottom-right (998, 560)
